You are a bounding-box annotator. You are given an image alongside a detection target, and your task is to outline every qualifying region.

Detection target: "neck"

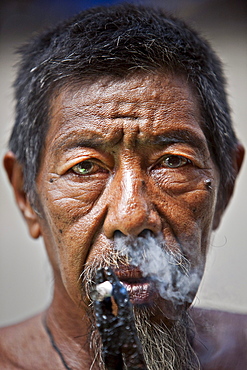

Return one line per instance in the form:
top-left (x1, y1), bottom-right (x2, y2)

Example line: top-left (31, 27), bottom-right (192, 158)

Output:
top-left (45, 284), bottom-right (98, 370)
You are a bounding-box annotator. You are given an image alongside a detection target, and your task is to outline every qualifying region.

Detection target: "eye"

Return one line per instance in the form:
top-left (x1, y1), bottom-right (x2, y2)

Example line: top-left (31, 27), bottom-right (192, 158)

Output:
top-left (71, 160), bottom-right (103, 175)
top-left (160, 155), bottom-right (192, 168)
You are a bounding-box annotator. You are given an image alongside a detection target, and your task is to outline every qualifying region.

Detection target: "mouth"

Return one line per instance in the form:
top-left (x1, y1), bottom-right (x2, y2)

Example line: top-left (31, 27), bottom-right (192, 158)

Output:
top-left (114, 265), bottom-right (157, 305)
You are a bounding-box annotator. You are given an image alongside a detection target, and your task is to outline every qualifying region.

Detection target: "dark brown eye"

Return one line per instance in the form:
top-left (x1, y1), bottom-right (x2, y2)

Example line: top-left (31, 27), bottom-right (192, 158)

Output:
top-left (161, 155), bottom-right (191, 168)
top-left (72, 161), bottom-right (98, 175)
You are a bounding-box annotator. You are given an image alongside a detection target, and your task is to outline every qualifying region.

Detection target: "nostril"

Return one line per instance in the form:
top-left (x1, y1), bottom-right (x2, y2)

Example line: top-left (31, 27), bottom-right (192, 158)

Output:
top-left (113, 229), bottom-right (155, 240)
top-left (113, 229), bottom-right (157, 240)
top-left (114, 230), bottom-right (125, 239)
top-left (138, 229), bottom-right (154, 238)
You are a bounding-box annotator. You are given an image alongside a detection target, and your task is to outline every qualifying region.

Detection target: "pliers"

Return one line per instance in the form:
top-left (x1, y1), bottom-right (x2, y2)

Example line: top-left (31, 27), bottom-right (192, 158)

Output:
top-left (93, 266), bottom-right (148, 370)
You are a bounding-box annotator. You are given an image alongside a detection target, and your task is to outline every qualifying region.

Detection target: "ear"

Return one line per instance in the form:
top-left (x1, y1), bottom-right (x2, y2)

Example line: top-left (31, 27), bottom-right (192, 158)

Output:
top-left (3, 151), bottom-right (41, 239)
top-left (213, 141), bottom-right (245, 229)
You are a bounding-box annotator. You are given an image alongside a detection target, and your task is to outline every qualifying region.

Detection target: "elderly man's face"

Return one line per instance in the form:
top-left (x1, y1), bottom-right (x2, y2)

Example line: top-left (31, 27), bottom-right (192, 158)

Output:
top-left (35, 73), bottom-right (219, 322)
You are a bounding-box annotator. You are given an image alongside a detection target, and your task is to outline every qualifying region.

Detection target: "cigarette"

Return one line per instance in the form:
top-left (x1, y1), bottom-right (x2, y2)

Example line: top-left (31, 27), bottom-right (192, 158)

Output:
top-left (95, 281), bottom-right (113, 301)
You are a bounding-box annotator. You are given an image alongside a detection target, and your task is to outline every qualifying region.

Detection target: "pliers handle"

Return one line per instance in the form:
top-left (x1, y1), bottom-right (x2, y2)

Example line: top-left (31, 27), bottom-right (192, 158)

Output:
top-left (93, 267), bottom-right (147, 370)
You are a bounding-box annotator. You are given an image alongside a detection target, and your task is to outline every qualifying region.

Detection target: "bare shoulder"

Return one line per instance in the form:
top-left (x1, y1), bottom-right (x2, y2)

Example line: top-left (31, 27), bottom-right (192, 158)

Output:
top-left (191, 307), bottom-right (247, 369)
top-left (0, 313), bottom-right (59, 369)
top-left (192, 306), bottom-right (247, 333)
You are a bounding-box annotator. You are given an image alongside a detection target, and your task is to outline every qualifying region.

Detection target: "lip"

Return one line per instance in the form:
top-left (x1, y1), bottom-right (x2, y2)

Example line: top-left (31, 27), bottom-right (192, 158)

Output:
top-left (121, 280), bottom-right (156, 305)
top-left (114, 265), bottom-right (157, 305)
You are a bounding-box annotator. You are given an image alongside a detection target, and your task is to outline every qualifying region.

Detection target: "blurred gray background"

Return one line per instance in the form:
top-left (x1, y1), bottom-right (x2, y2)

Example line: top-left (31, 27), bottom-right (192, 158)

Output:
top-left (0, 0), bottom-right (246, 326)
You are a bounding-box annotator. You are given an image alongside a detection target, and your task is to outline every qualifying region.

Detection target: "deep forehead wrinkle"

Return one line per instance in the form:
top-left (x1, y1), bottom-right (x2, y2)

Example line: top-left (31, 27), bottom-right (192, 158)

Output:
top-left (50, 105), bottom-right (202, 153)
top-left (53, 93), bottom-right (201, 142)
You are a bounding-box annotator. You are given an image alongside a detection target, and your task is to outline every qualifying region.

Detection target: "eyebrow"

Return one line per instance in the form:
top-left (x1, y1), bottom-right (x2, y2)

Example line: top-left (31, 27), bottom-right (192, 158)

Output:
top-left (53, 127), bottom-right (207, 154)
top-left (53, 131), bottom-right (122, 153)
top-left (152, 129), bottom-right (207, 150)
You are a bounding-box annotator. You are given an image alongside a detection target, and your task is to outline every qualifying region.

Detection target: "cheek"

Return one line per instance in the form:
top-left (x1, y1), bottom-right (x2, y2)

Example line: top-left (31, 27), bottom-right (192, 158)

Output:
top-left (151, 167), bottom-right (217, 224)
top-left (150, 171), bottom-right (218, 260)
top-left (48, 176), bottom-right (107, 217)
top-left (38, 178), bottom-right (111, 296)
top-left (40, 176), bottom-right (108, 240)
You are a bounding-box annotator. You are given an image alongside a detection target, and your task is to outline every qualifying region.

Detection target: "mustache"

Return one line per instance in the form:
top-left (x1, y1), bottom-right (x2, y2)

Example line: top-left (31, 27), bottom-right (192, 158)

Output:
top-left (81, 231), bottom-right (202, 305)
top-left (114, 230), bottom-right (191, 273)
top-left (81, 247), bottom-right (129, 303)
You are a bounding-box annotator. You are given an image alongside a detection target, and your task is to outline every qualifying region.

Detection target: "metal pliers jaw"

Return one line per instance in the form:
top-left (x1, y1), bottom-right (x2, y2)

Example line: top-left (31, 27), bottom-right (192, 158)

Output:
top-left (93, 267), bottom-right (148, 370)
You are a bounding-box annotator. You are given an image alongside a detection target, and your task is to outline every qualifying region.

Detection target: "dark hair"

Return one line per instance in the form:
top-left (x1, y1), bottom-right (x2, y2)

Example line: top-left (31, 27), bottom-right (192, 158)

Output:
top-left (9, 3), bottom-right (238, 204)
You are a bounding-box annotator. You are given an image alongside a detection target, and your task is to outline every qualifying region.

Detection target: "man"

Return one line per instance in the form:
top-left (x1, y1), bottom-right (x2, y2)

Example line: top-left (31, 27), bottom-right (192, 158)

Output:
top-left (0, 3), bottom-right (246, 369)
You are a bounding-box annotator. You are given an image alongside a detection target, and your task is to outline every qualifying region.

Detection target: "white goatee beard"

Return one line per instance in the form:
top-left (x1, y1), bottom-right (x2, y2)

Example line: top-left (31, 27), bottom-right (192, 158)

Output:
top-left (133, 306), bottom-right (200, 370)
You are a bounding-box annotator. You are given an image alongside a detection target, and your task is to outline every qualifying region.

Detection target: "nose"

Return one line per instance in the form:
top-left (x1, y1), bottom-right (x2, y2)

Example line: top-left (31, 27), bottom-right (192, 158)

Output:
top-left (103, 169), bottom-right (162, 239)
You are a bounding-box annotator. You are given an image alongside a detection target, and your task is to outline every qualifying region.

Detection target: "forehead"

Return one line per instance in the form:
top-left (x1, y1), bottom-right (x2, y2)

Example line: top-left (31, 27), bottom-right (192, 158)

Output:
top-left (48, 72), bottom-right (204, 149)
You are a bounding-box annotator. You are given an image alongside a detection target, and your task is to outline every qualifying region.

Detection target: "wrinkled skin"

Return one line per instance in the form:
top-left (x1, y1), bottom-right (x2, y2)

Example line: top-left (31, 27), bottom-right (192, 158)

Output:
top-left (1, 72), bottom-right (245, 369)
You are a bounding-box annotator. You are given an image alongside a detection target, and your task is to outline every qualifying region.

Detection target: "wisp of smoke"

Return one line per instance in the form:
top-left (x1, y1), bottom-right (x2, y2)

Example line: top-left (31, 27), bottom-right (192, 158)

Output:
top-left (114, 231), bottom-right (202, 305)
